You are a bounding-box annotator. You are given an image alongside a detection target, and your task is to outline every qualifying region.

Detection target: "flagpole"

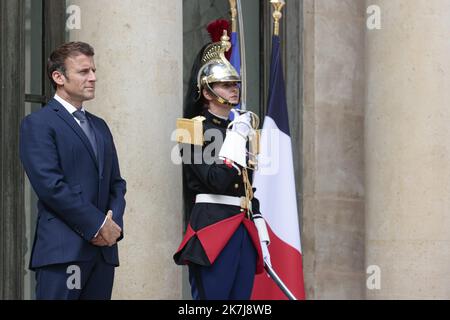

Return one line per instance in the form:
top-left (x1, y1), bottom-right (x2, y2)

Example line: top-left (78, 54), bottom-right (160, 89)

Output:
top-left (229, 0), bottom-right (237, 33)
top-left (236, 0), bottom-right (247, 110)
top-left (260, 0), bottom-right (300, 301)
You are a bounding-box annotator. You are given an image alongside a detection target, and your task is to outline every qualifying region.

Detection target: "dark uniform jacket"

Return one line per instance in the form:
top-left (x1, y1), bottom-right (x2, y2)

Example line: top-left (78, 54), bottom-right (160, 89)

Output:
top-left (173, 110), bottom-right (264, 274)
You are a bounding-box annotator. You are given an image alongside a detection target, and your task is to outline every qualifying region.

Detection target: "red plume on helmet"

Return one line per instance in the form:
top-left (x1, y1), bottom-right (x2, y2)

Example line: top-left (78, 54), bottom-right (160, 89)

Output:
top-left (207, 19), bottom-right (232, 60)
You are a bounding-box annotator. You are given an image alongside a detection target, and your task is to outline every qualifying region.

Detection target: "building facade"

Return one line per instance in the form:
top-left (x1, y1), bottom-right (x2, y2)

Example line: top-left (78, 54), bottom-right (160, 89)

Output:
top-left (1, 0), bottom-right (449, 299)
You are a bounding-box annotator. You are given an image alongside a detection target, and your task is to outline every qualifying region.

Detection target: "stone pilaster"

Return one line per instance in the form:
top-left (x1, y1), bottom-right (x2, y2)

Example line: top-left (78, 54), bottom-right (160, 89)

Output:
top-left (365, 0), bottom-right (450, 299)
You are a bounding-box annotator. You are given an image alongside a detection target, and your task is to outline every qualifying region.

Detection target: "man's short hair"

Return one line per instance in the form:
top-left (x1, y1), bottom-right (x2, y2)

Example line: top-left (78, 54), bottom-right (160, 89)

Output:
top-left (47, 42), bottom-right (95, 89)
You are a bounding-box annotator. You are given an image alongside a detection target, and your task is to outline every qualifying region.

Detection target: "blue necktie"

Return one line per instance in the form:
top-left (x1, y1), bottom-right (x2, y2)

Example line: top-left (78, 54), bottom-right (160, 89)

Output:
top-left (73, 110), bottom-right (98, 159)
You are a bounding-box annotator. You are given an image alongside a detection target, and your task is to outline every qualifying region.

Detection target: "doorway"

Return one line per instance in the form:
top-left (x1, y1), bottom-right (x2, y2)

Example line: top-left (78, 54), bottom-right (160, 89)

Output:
top-left (0, 0), bottom-right (65, 300)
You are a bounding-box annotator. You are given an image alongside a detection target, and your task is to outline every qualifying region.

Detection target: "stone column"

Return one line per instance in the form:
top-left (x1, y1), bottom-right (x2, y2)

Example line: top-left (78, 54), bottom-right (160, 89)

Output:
top-left (302, 0), bottom-right (366, 299)
top-left (67, 0), bottom-right (183, 299)
top-left (365, 0), bottom-right (450, 299)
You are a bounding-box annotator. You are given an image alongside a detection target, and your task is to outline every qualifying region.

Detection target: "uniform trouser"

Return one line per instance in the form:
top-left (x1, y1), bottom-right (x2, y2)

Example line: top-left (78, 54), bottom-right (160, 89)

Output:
top-left (189, 224), bottom-right (257, 300)
top-left (35, 251), bottom-right (115, 300)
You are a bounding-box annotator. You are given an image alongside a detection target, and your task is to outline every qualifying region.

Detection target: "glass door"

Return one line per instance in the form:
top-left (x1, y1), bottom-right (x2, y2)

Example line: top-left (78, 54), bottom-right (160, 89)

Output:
top-left (23, 0), bottom-right (66, 300)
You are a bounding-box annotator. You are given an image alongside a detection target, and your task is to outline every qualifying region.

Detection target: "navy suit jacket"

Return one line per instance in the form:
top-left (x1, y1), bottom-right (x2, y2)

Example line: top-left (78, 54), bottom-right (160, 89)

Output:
top-left (20, 98), bottom-right (126, 270)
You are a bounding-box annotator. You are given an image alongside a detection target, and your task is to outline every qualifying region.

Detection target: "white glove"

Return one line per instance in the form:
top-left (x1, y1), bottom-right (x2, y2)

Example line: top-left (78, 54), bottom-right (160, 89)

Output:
top-left (261, 241), bottom-right (272, 267)
top-left (253, 214), bottom-right (271, 267)
top-left (218, 110), bottom-right (253, 167)
top-left (230, 111), bottom-right (253, 139)
top-left (253, 214), bottom-right (270, 244)
top-left (218, 131), bottom-right (247, 167)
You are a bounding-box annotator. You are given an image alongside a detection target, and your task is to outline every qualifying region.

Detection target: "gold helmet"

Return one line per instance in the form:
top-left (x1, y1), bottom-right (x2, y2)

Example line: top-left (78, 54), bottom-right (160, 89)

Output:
top-left (197, 31), bottom-right (241, 107)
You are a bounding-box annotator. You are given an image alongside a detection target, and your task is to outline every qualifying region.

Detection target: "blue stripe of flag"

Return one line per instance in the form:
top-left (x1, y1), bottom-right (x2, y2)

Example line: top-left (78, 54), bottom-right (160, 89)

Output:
top-left (267, 35), bottom-right (290, 137)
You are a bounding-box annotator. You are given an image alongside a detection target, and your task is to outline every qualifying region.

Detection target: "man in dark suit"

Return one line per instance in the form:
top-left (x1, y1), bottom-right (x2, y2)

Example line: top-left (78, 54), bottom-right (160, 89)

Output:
top-left (19, 42), bottom-right (126, 300)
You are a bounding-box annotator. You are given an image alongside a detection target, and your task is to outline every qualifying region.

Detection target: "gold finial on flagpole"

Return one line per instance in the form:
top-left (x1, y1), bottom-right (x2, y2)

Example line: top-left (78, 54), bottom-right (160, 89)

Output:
top-left (229, 0), bottom-right (237, 33)
top-left (271, 0), bottom-right (285, 36)
top-left (221, 30), bottom-right (232, 52)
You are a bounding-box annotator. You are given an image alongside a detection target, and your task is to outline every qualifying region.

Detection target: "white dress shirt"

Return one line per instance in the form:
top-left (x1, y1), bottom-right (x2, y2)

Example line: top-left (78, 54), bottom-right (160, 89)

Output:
top-left (54, 94), bottom-right (86, 125)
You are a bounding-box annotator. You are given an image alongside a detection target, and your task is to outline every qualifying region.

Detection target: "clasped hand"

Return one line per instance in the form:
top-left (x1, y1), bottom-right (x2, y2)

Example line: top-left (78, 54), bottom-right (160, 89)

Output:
top-left (90, 210), bottom-right (122, 247)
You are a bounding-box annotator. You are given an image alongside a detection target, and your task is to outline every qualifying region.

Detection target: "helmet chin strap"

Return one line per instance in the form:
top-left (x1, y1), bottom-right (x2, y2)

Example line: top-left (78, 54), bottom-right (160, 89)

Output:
top-left (205, 82), bottom-right (240, 107)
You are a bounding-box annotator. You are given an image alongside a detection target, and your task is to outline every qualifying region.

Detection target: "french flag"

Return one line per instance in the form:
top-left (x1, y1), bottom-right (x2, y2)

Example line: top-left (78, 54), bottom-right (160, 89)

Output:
top-left (251, 34), bottom-right (306, 300)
